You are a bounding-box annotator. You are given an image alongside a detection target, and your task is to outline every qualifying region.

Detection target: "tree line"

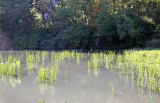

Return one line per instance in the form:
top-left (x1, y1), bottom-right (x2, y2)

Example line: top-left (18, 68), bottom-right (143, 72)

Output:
top-left (0, 0), bottom-right (160, 49)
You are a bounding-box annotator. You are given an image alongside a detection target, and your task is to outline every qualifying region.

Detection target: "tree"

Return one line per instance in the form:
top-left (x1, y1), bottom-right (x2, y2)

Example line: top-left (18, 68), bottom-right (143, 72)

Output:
top-left (31, 0), bottom-right (55, 27)
top-left (0, 0), bottom-right (34, 34)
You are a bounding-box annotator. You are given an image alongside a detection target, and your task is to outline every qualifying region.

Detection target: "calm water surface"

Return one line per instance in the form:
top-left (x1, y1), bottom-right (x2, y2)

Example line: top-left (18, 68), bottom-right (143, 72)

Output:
top-left (0, 51), bottom-right (159, 103)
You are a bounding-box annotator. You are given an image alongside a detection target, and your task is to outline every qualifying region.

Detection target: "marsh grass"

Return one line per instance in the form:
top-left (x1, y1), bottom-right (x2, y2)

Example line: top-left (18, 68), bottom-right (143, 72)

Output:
top-left (1, 50), bottom-right (160, 94)
top-left (39, 98), bottom-right (67, 103)
top-left (88, 53), bottom-right (101, 76)
top-left (8, 64), bottom-right (16, 76)
top-left (41, 51), bottom-right (49, 66)
top-left (64, 68), bottom-right (68, 78)
top-left (88, 60), bottom-right (91, 74)
top-left (50, 65), bottom-right (58, 83)
top-left (0, 53), bottom-right (3, 63)
top-left (113, 50), bottom-right (160, 93)
top-left (39, 67), bottom-right (49, 82)
top-left (38, 65), bottom-right (58, 83)
top-left (110, 82), bottom-right (116, 95)
top-left (35, 51), bottom-right (40, 67)
top-left (76, 51), bottom-right (80, 64)
top-left (0, 53), bottom-right (21, 77)
top-left (85, 50), bottom-right (160, 93)
top-left (16, 58), bottom-right (21, 73)
top-left (39, 98), bottom-right (45, 103)
top-left (26, 52), bottom-right (35, 70)
top-left (0, 74), bottom-right (21, 87)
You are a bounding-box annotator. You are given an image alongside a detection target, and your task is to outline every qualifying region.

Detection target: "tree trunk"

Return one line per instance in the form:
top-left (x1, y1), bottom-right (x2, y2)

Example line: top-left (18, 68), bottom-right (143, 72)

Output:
top-left (147, 0), bottom-right (152, 11)
top-left (113, 0), bottom-right (116, 14)
top-left (122, 0), bottom-right (125, 11)
top-left (137, 0), bottom-right (140, 16)
top-left (42, 10), bottom-right (46, 27)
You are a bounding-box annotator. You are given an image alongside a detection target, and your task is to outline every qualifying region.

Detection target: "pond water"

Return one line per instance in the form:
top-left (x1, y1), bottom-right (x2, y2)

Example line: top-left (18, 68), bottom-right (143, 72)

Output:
top-left (0, 51), bottom-right (160, 103)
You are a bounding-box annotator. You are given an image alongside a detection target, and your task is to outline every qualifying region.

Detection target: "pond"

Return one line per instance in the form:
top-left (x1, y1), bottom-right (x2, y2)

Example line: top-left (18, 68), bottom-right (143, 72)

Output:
top-left (0, 50), bottom-right (160, 103)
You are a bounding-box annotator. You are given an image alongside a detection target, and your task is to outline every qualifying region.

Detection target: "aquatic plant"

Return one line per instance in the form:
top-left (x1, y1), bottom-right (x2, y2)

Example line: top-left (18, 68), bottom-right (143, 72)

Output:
top-left (76, 51), bottom-right (80, 64)
top-left (26, 52), bottom-right (35, 70)
top-left (110, 82), bottom-right (116, 95)
top-left (39, 67), bottom-right (49, 82)
top-left (16, 58), bottom-right (21, 73)
top-left (41, 51), bottom-right (49, 66)
top-left (2, 50), bottom-right (160, 95)
top-left (42, 51), bottom-right (49, 59)
top-left (0, 52), bottom-right (22, 77)
top-left (90, 53), bottom-right (101, 76)
top-left (35, 51), bottom-right (40, 66)
top-left (64, 68), bottom-right (68, 79)
top-left (104, 54), bottom-right (109, 69)
top-left (8, 64), bottom-right (16, 76)
top-left (9, 76), bottom-right (21, 87)
top-left (38, 64), bottom-right (58, 83)
top-left (0, 53), bottom-right (3, 63)
top-left (88, 60), bottom-right (91, 74)
top-left (0, 63), bottom-right (7, 74)
top-left (26, 52), bottom-right (35, 63)
top-left (114, 50), bottom-right (160, 93)
top-left (38, 98), bottom-right (67, 103)
top-left (50, 66), bottom-right (58, 83)
top-left (38, 98), bottom-right (45, 103)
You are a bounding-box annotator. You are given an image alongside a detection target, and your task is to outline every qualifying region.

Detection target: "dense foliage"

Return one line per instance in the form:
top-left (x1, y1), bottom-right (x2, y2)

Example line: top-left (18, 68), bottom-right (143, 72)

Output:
top-left (0, 0), bottom-right (160, 49)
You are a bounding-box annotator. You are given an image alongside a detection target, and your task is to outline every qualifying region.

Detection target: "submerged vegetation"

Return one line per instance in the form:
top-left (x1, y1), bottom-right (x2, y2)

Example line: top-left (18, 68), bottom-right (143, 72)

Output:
top-left (1, 50), bottom-right (160, 93)
top-left (110, 82), bottom-right (116, 95)
top-left (89, 50), bottom-right (160, 93)
top-left (119, 50), bottom-right (160, 92)
top-left (0, 50), bottom-right (160, 102)
top-left (39, 98), bottom-right (67, 103)
top-left (38, 65), bottom-right (58, 83)
top-left (0, 54), bottom-right (21, 76)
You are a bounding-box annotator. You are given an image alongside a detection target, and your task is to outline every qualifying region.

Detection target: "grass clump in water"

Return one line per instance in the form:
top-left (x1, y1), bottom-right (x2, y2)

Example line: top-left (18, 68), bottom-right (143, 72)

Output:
top-left (26, 52), bottom-right (35, 70)
top-left (0, 54), bottom-right (21, 76)
top-left (39, 67), bottom-right (49, 82)
top-left (113, 50), bottom-right (160, 93)
top-left (38, 65), bottom-right (58, 83)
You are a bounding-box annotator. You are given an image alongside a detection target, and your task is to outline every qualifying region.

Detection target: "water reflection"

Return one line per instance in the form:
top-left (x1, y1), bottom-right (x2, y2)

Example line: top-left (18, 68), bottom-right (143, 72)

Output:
top-left (0, 51), bottom-right (159, 103)
top-left (38, 83), bottom-right (55, 95)
top-left (1, 75), bottom-right (21, 88)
